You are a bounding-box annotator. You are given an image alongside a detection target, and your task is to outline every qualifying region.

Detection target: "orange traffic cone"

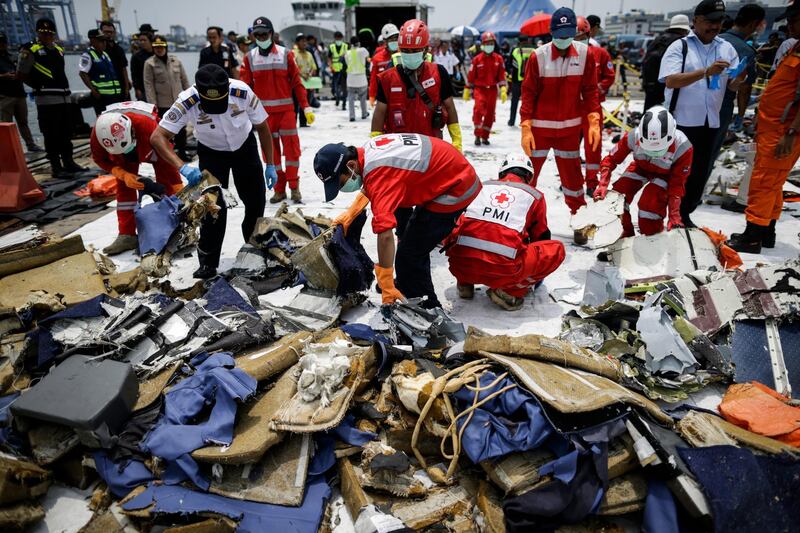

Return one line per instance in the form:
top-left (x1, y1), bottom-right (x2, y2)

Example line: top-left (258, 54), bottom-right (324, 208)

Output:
top-left (0, 122), bottom-right (45, 212)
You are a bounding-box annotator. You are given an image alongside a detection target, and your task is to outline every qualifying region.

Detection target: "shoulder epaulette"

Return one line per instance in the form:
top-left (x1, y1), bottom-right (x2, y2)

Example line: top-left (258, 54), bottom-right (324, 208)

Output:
top-left (230, 87), bottom-right (247, 99)
top-left (181, 93), bottom-right (200, 110)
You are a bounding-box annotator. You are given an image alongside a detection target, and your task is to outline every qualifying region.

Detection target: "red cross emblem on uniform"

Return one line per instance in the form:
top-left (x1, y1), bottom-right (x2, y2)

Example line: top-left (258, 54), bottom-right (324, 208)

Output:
top-left (491, 189), bottom-right (515, 208)
top-left (374, 137), bottom-right (395, 147)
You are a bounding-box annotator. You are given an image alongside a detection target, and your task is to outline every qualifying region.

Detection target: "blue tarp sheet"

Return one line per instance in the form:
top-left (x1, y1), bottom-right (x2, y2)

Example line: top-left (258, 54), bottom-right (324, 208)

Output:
top-left (471, 0), bottom-right (556, 35)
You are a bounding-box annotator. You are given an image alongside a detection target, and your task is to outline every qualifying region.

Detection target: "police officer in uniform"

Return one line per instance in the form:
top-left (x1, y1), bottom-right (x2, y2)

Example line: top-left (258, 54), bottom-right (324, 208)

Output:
top-left (78, 29), bottom-right (123, 115)
top-left (508, 35), bottom-right (533, 126)
top-left (150, 64), bottom-right (278, 279)
top-left (17, 18), bottom-right (85, 177)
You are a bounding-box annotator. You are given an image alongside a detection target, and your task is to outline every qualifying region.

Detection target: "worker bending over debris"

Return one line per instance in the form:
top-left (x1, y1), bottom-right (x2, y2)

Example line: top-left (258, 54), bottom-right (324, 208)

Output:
top-left (90, 101), bottom-right (183, 255)
top-left (151, 64), bottom-right (276, 279)
top-left (314, 133), bottom-right (481, 309)
top-left (464, 31), bottom-right (507, 146)
top-left (446, 153), bottom-right (565, 311)
top-left (594, 105), bottom-right (692, 236)
top-left (519, 7), bottom-right (600, 243)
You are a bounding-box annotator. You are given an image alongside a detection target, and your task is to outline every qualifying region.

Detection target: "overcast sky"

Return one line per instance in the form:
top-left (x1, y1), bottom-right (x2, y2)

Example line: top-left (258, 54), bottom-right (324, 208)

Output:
top-left (71, 0), bottom-right (787, 36)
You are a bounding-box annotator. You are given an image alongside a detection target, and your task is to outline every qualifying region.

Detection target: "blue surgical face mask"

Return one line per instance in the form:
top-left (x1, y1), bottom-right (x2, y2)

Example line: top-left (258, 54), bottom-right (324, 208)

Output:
top-left (482, 44), bottom-right (495, 54)
top-left (387, 41), bottom-right (398, 52)
top-left (552, 37), bottom-right (574, 50)
top-left (335, 39), bottom-right (343, 46)
top-left (401, 51), bottom-right (424, 70)
top-left (644, 147), bottom-right (669, 158)
top-left (256, 38), bottom-right (272, 50)
top-left (340, 166), bottom-right (362, 193)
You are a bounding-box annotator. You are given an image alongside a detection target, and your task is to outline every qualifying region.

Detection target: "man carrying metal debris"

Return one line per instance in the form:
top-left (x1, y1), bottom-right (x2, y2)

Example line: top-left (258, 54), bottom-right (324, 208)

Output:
top-left (594, 105), bottom-right (693, 237)
top-left (313, 133), bottom-right (481, 309)
top-left (90, 101), bottom-right (184, 255)
top-left (519, 7), bottom-right (601, 244)
top-left (445, 153), bottom-right (566, 311)
top-left (150, 64), bottom-right (277, 279)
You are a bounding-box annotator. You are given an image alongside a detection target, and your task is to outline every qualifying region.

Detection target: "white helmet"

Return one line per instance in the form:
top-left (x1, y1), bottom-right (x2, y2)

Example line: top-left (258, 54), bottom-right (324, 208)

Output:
top-left (499, 152), bottom-right (534, 178)
top-left (381, 23), bottom-right (400, 41)
top-left (637, 105), bottom-right (676, 155)
top-left (95, 112), bottom-right (135, 155)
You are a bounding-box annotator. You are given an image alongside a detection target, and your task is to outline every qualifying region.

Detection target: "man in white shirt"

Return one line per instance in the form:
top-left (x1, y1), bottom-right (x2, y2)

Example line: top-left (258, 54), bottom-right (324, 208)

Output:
top-left (344, 35), bottom-right (370, 121)
top-left (658, 0), bottom-right (747, 227)
top-left (434, 40), bottom-right (460, 77)
top-left (150, 64), bottom-right (277, 279)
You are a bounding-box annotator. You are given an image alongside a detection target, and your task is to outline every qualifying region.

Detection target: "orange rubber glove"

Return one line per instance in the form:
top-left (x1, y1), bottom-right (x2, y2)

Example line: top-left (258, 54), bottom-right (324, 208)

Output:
top-left (332, 192), bottom-right (370, 234)
top-left (520, 120), bottom-right (535, 157)
top-left (111, 166), bottom-right (144, 190)
top-left (587, 112), bottom-right (601, 152)
top-left (375, 264), bottom-right (404, 305)
top-left (667, 196), bottom-right (684, 230)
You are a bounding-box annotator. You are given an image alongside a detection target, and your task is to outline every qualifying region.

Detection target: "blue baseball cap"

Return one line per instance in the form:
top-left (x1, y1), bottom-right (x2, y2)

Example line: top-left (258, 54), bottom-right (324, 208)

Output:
top-left (314, 143), bottom-right (349, 201)
top-left (550, 7), bottom-right (577, 39)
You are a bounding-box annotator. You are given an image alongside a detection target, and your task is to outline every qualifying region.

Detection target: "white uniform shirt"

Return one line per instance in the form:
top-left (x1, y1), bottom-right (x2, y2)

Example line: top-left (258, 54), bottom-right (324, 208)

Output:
top-left (159, 78), bottom-right (267, 152)
top-left (434, 51), bottom-right (460, 75)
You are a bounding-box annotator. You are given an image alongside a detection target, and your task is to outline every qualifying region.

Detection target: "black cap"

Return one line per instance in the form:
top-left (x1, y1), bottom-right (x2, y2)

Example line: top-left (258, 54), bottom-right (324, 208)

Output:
top-left (695, 0), bottom-right (727, 22)
top-left (252, 17), bottom-right (273, 33)
top-left (36, 18), bottom-right (57, 33)
top-left (777, 1), bottom-right (800, 21)
top-left (138, 23), bottom-right (158, 33)
top-left (195, 64), bottom-right (230, 114)
top-left (314, 143), bottom-right (350, 201)
top-left (88, 28), bottom-right (106, 40)
top-left (587, 15), bottom-right (602, 28)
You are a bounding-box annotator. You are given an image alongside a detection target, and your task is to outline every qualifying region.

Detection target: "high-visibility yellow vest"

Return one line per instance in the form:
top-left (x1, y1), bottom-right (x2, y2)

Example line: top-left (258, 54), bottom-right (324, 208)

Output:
top-left (87, 48), bottom-right (122, 96)
top-left (345, 48), bottom-right (366, 75)
top-left (511, 47), bottom-right (533, 81)
top-left (329, 42), bottom-right (349, 72)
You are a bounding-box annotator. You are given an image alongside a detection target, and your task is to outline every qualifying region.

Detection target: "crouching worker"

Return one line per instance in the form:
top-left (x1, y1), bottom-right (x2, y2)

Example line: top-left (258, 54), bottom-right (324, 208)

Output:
top-left (91, 101), bottom-right (184, 255)
top-left (594, 106), bottom-right (692, 236)
top-left (445, 153), bottom-right (565, 311)
top-left (313, 133), bottom-right (481, 308)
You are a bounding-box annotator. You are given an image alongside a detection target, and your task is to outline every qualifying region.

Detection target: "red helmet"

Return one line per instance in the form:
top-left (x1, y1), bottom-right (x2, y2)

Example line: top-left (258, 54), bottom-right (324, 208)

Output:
top-left (481, 31), bottom-right (497, 44)
top-left (398, 19), bottom-right (429, 49)
top-left (577, 16), bottom-right (591, 35)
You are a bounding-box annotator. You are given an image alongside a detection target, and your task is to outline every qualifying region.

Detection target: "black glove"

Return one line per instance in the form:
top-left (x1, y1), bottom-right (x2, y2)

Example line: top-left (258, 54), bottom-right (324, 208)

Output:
top-left (140, 178), bottom-right (166, 198)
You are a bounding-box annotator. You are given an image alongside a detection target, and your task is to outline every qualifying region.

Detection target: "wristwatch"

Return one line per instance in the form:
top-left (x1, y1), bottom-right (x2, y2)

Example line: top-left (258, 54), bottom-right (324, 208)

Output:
top-left (787, 127), bottom-right (798, 136)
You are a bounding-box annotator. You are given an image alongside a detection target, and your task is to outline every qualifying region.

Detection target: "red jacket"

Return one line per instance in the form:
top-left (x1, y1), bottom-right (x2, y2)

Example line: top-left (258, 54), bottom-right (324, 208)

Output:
top-left (467, 51), bottom-right (506, 88)
top-left (520, 41), bottom-right (599, 138)
top-left (239, 44), bottom-right (309, 114)
top-left (601, 131), bottom-right (693, 197)
top-left (360, 133), bottom-right (482, 234)
top-left (446, 175), bottom-right (549, 267)
top-left (377, 63), bottom-right (447, 136)
top-left (591, 45), bottom-right (615, 102)
top-left (369, 45), bottom-right (393, 100)
top-left (90, 109), bottom-right (179, 184)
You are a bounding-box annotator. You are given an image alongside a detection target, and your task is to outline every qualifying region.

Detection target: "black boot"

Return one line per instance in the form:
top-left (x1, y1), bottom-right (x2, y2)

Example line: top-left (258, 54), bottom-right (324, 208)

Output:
top-left (762, 220), bottom-right (776, 248)
top-left (728, 222), bottom-right (766, 254)
top-left (49, 157), bottom-right (67, 178)
top-left (62, 156), bottom-right (87, 173)
top-left (193, 264), bottom-right (217, 279)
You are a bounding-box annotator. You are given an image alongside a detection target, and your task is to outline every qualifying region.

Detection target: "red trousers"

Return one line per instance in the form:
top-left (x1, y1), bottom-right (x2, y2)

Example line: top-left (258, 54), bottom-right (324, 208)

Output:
top-left (611, 163), bottom-right (669, 236)
top-left (117, 167), bottom-right (183, 236)
top-left (472, 86), bottom-right (498, 140)
top-left (582, 115), bottom-right (601, 190)
top-left (530, 133), bottom-right (586, 214)
top-left (266, 111), bottom-right (301, 193)
top-left (448, 240), bottom-right (565, 298)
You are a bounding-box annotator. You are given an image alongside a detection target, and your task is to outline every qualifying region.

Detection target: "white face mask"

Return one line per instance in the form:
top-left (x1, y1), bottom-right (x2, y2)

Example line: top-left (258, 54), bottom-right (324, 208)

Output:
top-left (552, 37), bottom-right (574, 50)
top-left (340, 165), bottom-right (362, 193)
top-left (256, 38), bottom-right (271, 50)
top-left (643, 147), bottom-right (669, 158)
top-left (482, 44), bottom-right (495, 54)
top-left (387, 41), bottom-right (398, 52)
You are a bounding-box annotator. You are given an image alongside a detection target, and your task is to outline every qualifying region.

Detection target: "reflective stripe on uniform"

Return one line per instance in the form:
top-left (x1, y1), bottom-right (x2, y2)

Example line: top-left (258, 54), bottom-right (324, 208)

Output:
top-left (490, 179), bottom-right (542, 200)
top-left (260, 98), bottom-right (294, 107)
top-left (363, 134), bottom-right (433, 175)
top-left (33, 62), bottom-right (53, 78)
top-left (285, 160), bottom-right (300, 167)
top-left (456, 235), bottom-right (518, 259)
top-left (279, 129), bottom-right (298, 136)
top-left (531, 117), bottom-right (582, 129)
top-left (651, 178), bottom-right (668, 189)
top-left (562, 186), bottom-right (584, 197)
top-left (586, 163), bottom-right (600, 170)
top-left (643, 156), bottom-right (672, 170)
top-left (621, 171), bottom-right (647, 183)
top-left (639, 209), bottom-right (662, 220)
top-left (117, 201), bottom-right (138, 211)
top-left (553, 149), bottom-right (580, 158)
top-left (431, 176), bottom-right (480, 206)
top-left (535, 41), bottom-right (588, 79)
top-left (673, 139), bottom-right (691, 160)
top-left (531, 149), bottom-right (550, 158)
top-left (249, 47), bottom-right (288, 72)
top-left (271, 132), bottom-right (280, 138)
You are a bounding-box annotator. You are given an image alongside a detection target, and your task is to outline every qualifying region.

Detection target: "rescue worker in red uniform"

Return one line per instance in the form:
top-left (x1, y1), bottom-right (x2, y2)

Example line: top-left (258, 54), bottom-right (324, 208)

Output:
top-left (368, 24), bottom-right (400, 107)
top-left (90, 101), bottom-right (183, 255)
top-left (239, 16), bottom-right (315, 204)
top-left (464, 32), bottom-right (507, 146)
top-left (371, 19), bottom-right (462, 150)
top-left (446, 153), bottom-right (566, 311)
top-left (575, 16), bottom-right (615, 192)
top-left (520, 7), bottom-right (601, 243)
top-left (594, 106), bottom-right (692, 236)
top-left (314, 134), bottom-right (481, 309)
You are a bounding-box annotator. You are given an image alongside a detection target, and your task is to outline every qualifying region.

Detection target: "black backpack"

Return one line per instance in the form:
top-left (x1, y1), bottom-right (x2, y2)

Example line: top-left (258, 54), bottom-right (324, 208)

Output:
top-left (641, 32), bottom-right (684, 90)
